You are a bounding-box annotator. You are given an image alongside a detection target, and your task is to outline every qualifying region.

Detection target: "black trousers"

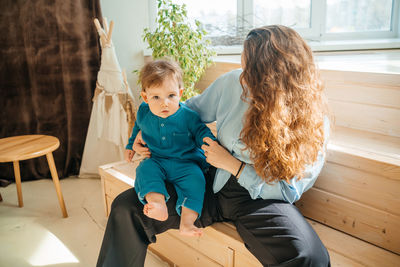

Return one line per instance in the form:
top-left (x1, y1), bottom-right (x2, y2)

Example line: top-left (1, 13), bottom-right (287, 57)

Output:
top-left (97, 167), bottom-right (330, 267)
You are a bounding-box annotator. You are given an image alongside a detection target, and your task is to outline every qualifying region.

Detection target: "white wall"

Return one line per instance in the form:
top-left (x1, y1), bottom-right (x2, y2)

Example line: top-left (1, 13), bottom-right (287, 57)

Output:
top-left (100, 0), bottom-right (151, 105)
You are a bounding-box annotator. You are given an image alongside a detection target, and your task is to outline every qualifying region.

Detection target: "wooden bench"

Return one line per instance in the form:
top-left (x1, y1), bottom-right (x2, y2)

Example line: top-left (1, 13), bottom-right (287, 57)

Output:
top-left (99, 160), bottom-right (400, 266)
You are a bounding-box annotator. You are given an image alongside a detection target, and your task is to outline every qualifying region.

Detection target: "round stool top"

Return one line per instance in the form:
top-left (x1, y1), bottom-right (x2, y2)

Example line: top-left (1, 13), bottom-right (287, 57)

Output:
top-left (0, 135), bottom-right (60, 162)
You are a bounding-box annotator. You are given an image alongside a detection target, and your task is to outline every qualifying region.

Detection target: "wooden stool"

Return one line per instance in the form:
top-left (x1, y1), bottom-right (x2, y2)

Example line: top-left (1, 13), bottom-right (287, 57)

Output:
top-left (0, 135), bottom-right (68, 218)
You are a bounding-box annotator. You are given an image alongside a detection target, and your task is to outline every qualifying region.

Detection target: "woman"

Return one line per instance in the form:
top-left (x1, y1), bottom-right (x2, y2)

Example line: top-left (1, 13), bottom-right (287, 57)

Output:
top-left (97, 25), bottom-right (331, 267)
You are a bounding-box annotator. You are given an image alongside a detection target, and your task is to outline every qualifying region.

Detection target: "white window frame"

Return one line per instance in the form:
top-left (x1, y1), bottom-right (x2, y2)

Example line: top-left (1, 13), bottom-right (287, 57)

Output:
top-left (148, 0), bottom-right (400, 54)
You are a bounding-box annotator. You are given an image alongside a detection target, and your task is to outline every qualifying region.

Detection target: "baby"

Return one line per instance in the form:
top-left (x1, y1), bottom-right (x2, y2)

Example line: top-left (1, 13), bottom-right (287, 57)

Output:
top-left (125, 59), bottom-right (215, 236)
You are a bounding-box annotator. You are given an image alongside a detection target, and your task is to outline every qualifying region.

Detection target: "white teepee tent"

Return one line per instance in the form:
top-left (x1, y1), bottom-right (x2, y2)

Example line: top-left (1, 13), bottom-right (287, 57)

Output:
top-left (79, 18), bottom-right (135, 178)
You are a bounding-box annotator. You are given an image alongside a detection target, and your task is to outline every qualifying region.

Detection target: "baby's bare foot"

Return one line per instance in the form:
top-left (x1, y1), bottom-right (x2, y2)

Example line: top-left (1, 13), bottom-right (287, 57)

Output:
top-left (143, 202), bottom-right (168, 221)
top-left (179, 223), bottom-right (203, 237)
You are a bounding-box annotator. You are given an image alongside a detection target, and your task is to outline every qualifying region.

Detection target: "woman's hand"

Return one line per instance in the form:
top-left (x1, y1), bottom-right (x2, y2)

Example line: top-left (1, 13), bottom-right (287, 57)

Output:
top-left (124, 149), bottom-right (134, 162)
top-left (202, 137), bottom-right (243, 177)
top-left (133, 131), bottom-right (151, 158)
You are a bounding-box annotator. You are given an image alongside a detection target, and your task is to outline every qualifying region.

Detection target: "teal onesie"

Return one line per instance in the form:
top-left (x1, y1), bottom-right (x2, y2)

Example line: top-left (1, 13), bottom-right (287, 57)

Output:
top-left (126, 102), bottom-right (215, 216)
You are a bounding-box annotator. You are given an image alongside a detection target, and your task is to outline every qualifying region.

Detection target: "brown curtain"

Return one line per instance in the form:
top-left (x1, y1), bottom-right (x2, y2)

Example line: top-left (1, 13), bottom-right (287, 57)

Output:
top-left (0, 0), bottom-right (102, 181)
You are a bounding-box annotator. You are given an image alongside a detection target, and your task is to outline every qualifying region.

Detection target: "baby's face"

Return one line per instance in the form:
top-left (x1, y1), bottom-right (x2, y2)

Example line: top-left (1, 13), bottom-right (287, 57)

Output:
top-left (141, 78), bottom-right (183, 118)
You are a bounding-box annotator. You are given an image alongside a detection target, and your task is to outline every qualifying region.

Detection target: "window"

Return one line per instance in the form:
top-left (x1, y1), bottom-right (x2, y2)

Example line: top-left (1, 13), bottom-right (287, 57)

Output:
top-left (149, 0), bottom-right (400, 52)
top-left (326, 0), bottom-right (393, 33)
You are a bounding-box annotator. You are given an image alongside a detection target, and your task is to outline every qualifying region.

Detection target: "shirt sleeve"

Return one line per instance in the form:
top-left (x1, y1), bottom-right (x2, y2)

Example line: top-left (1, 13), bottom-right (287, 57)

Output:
top-left (279, 150), bottom-right (326, 203)
top-left (237, 149), bottom-right (326, 203)
top-left (185, 72), bottom-right (227, 123)
top-left (125, 103), bottom-right (146, 150)
top-left (125, 122), bottom-right (140, 150)
top-left (238, 117), bottom-right (330, 203)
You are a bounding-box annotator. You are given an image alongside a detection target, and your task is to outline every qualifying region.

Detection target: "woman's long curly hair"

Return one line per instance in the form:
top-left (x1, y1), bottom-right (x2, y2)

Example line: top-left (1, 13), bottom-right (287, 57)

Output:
top-left (240, 25), bottom-right (328, 183)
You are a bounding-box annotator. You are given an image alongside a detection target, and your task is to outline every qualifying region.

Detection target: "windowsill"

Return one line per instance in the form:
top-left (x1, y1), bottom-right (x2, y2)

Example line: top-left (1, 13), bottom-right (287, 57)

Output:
top-left (211, 38), bottom-right (400, 54)
top-left (309, 38), bottom-right (400, 52)
top-left (143, 47), bottom-right (400, 74)
top-left (314, 49), bottom-right (400, 74)
top-left (215, 49), bottom-right (400, 75)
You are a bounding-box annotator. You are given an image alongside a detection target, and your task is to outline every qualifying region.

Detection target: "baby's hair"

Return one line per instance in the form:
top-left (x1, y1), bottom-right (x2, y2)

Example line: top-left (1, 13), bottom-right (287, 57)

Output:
top-left (139, 59), bottom-right (184, 92)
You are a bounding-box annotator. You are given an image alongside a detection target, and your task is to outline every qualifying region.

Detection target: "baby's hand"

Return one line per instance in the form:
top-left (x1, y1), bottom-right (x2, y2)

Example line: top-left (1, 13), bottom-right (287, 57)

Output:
top-left (124, 149), bottom-right (134, 162)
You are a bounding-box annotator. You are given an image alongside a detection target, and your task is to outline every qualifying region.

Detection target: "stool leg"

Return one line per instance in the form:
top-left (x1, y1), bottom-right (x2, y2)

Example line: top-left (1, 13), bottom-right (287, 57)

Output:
top-left (13, 161), bottom-right (23, 207)
top-left (46, 152), bottom-right (68, 218)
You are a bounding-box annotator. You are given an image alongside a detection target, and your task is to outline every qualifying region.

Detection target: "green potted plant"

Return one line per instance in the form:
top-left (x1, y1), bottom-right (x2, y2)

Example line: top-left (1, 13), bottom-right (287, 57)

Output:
top-left (143, 0), bottom-right (215, 100)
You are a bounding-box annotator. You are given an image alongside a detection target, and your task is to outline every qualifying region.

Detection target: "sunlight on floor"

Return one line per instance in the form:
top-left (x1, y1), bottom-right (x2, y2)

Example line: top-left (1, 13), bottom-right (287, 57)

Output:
top-left (0, 178), bottom-right (168, 266)
top-left (28, 231), bottom-right (79, 266)
top-left (0, 215), bottom-right (81, 266)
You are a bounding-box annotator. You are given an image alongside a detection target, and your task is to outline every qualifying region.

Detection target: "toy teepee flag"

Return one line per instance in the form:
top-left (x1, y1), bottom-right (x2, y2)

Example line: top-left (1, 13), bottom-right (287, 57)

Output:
top-left (79, 18), bottom-right (135, 177)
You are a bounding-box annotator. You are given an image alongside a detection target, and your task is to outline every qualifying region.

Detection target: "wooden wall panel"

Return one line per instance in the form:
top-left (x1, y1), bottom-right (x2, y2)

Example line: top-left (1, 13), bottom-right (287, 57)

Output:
top-left (308, 219), bottom-right (400, 267)
top-left (196, 63), bottom-right (400, 137)
top-left (196, 62), bottom-right (240, 92)
top-left (330, 126), bottom-right (400, 164)
top-left (324, 79), bottom-right (400, 109)
top-left (320, 70), bottom-right (400, 88)
top-left (297, 188), bottom-right (400, 254)
top-left (329, 100), bottom-right (400, 137)
top-left (327, 144), bottom-right (400, 180)
top-left (315, 162), bottom-right (400, 216)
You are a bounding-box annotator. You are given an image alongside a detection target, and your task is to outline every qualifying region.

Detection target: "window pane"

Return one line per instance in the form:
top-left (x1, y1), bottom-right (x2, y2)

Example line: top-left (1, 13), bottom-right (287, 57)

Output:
top-left (326, 0), bottom-right (393, 33)
top-left (173, 0), bottom-right (237, 45)
top-left (253, 0), bottom-right (311, 28)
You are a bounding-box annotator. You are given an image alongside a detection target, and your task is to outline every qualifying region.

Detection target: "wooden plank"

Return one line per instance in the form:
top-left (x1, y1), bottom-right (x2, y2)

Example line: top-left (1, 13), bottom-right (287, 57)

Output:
top-left (308, 219), bottom-right (400, 267)
top-left (104, 174), bottom-right (132, 197)
top-left (327, 144), bottom-right (400, 180)
top-left (168, 229), bottom-right (234, 266)
top-left (151, 223), bottom-right (261, 267)
top-left (210, 223), bottom-right (248, 253)
top-left (112, 159), bottom-right (140, 179)
top-left (297, 188), bottom-right (400, 254)
top-left (328, 250), bottom-right (364, 267)
top-left (234, 249), bottom-right (263, 267)
top-left (99, 168), bottom-right (108, 216)
top-left (205, 224), bottom-right (261, 266)
top-left (149, 232), bottom-right (222, 266)
top-left (105, 195), bottom-right (112, 216)
top-left (196, 62), bottom-right (240, 92)
top-left (330, 126), bottom-right (400, 166)
top-left (325, 80), bottom-right (400, 109)
top-left (146, 250), bottom-right (173, 267)
top-left (316, 162), bottom-right (400, 216)
top-left (322, 70), bottom-right (400, 109)
top-left (329, 100), bottom-right (400, 137)
top-left (320, 69), bottom-right (400, 88)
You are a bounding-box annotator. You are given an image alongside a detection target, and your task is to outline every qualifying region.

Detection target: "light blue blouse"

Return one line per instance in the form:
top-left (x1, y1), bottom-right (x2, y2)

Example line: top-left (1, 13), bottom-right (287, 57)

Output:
top-left (185, 69), bottom-right (330, 203)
